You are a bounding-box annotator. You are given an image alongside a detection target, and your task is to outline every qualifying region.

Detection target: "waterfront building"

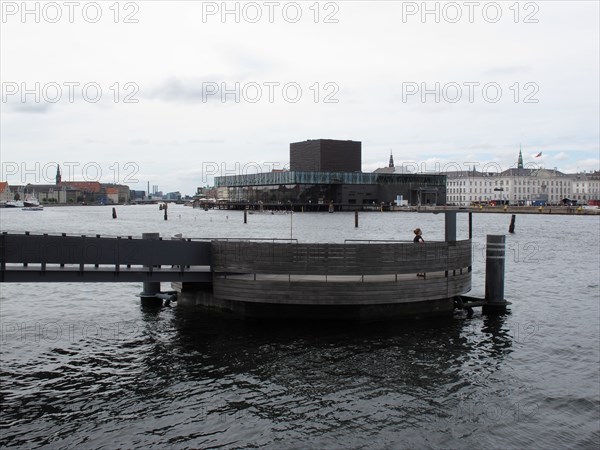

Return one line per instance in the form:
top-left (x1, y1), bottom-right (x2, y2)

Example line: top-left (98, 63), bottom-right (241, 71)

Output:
top-left (2, 165), bottom-right (132, 205)
top-left (8, 185), bottom-right (25, 201)
top-left (444, 149), bottom-right (585, 206)
top-left (570, 171), bottom-right (600, 204)
top-left (215, 186), bottom-right (230, 202)
top-left (0, 182), bottom-right (13, 203)
top-left (53, 165), bottom-right (131, 204)
top-left (24, 183), bottom-right (80, 204)
top-left (130, 190), bottom-right (146, 201)
top-left (502, 167), bottom-right (571, 205)
top-left (164, 191), bottom-right (182, 201)
top-left (446, 168), bottom-right (574, 206)
top-left (105, 187), bottom-right (120, 204)
top-left (101, 183), bottom-right (131, 203)
top-left (56, 181), bottom-right (102, 203)
top-left (290, 139), bottom-right (361, 172)
top-left (446, 170), bottom-right (500, 206)
top-left (215, 140), bottom-right (447, 207)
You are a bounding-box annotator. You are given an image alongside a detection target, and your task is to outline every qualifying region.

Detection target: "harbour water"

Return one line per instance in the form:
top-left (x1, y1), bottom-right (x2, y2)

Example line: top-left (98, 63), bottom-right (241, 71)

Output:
top-left (1, 205), bottom-right (599, 448)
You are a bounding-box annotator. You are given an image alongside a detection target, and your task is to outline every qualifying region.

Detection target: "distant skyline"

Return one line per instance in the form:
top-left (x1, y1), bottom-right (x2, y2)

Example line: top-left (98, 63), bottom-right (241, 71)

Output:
top-left (1, 1), bottom-right (598, 194)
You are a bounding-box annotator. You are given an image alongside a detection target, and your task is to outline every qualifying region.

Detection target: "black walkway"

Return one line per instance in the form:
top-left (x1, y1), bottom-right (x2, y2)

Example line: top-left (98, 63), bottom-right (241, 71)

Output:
top-left (0, 232), bottom-right (212, 283)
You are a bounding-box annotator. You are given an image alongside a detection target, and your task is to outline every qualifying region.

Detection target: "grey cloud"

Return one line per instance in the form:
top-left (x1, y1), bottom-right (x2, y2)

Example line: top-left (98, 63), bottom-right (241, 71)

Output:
top-left (144, 77), bottom-right (230, 103)
top-left (4, 102), bottom-right (54, 114)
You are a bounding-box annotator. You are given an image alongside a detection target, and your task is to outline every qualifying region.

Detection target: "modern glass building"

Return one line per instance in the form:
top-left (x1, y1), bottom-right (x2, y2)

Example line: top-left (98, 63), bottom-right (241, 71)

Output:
top-left (215, 171), bottom-right (446, 206)
top-left (214, 140), bottom-right (447, 207)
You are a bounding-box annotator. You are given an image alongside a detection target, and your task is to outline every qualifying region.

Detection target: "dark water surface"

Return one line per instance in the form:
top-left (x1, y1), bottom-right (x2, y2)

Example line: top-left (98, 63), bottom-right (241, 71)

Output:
top-left (1, 206), bottom-right (599, 448)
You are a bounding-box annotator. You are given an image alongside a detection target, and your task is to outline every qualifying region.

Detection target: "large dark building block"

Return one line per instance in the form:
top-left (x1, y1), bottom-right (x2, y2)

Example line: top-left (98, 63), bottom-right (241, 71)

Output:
top-left (290, 139), bottom-right (361, 172)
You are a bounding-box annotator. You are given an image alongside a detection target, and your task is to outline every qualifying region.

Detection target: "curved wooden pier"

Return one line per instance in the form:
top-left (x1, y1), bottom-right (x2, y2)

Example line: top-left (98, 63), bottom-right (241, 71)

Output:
top-left (2, 227), bottom-right (510, 320)
top-left (5, 208), bottom-right (510, 321)
top-left (185, 239), bottom-right (472, 320)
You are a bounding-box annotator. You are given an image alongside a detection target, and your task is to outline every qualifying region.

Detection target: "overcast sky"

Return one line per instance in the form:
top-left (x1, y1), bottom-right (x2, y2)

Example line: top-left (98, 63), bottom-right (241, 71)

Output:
top-left (1, 1), bottom-right (598, 194)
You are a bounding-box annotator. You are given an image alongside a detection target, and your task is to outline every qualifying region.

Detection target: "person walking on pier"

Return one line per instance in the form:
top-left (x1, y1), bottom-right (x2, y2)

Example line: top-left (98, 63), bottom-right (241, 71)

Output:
top-left (413, 228), bottom-right (424, 243)
top-left (414, 228), bottom-right (425, 278)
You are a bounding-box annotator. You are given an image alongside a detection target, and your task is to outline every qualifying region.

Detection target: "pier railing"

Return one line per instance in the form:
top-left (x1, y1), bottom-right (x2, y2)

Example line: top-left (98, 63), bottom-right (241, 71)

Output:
top-left (0, 232), bottom-right (212, 282)
top-left (211, 240), bottom-right (472, 305)
top-left (211, 240), bottom-right (471, 276)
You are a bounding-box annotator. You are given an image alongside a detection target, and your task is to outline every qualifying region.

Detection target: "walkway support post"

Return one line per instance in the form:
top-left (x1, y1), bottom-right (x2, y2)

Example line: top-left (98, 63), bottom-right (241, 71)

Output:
top-left (445, 211), bottom-right (457, 242)
top-left (140, 232), bottom-right (162, 307)
top-left (483, 234), bottom-right (508, 315)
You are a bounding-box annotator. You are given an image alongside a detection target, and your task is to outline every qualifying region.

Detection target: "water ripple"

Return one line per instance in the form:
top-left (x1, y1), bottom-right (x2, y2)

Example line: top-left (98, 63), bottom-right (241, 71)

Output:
top-left (1, 209), bottom-right (599, 448)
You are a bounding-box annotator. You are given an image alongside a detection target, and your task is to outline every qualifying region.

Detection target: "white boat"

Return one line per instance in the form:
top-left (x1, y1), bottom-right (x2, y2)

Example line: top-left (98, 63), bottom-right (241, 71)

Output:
top-left (4, 200), bottom-right (24, 208)
top-left (23, 195), bottom-right (41, 208)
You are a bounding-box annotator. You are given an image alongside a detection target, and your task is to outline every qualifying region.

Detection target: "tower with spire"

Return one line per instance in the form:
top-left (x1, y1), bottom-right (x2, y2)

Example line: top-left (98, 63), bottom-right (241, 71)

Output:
top-left (517, 145), bottom-right (524, 169)
top-left (55, 164), bottom-right (61, 184)
top-left (388, 150), bottom-right (394, 168)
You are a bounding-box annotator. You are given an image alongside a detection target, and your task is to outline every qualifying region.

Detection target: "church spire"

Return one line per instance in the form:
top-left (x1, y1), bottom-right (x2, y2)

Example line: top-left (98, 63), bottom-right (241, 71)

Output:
top-left (55, 164), bottom-right (61, 184)
top-left (517, 144), bottom-right (524, 169)
top-left (388, 150), bottom-right (394, 168)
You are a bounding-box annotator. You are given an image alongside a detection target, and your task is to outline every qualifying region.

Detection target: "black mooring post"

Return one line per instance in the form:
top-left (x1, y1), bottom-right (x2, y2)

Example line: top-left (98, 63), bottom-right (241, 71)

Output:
top-left (140, 232), bottom-right (162, 307)
top-left (468, 212), bottom-right (473, 272)
top-left (483, 234), bottom-right (508, 315)
top-left (355, 210), bottom-right (358, 228)
top-left (468, 212), bottom-right (473, 239)
top-left (244, 208), bottom-right (247, 224)
top-left (112, 207), bottom-right (117, 219)
top-left (508, 214), bottom-right (516, 233)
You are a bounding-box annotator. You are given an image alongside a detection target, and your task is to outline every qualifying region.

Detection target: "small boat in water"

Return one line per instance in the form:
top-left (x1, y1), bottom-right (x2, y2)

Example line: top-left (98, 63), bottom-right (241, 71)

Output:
top-left (22, 206), bottom-right (44, 211)
top-left (4, 200), bottom-right (24, 208)
top-left (23, 195), bottom-right (41, 208)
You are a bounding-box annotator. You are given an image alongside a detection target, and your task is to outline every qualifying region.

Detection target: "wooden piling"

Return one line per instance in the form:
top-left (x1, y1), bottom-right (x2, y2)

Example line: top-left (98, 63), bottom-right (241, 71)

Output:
top-left (112, 207), bottom-right (117, 219)
top-left (508, 214), bottom-right (516, 233)
top-left (244, 209), bottom-right (247, 224)
top-left (355, 211), bottom-right (359, 228)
